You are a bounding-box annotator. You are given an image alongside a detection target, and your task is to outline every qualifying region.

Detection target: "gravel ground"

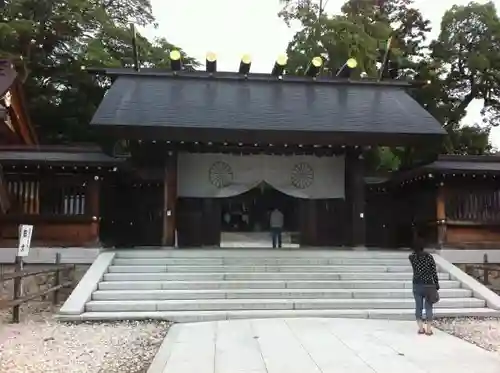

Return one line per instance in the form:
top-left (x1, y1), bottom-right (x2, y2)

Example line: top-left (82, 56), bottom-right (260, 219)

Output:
top-left (1, 302), bottom-right (498, 373)
top-left (435, 317), bottom-right (500, 354)
top-left (0, 302), bottom-right (171, 373)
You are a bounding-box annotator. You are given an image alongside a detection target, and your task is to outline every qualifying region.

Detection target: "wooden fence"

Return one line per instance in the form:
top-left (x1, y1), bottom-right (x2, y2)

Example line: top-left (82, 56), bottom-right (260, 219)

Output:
top-left (464, 253), bottom-right (500, 294)
top-left (0, 253), bottom-right (75, 323)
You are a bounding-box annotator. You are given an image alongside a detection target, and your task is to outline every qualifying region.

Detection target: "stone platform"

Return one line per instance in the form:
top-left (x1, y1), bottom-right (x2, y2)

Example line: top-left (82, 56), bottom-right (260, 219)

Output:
top-left (58, 249), bottom-right (500, 322)
top-left (147, 318), bottom-right (500, 373)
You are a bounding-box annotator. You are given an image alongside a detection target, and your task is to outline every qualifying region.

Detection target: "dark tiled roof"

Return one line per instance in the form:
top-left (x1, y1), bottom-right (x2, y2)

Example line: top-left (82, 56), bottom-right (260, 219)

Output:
top-left (424, 155), bottom-right (500, 173)
top-left (90, 75), bottom-right (445, 138)
top-left (389, 155), bottom-right (500, 185)
top-left (86, 68), bottom-right (415, 86)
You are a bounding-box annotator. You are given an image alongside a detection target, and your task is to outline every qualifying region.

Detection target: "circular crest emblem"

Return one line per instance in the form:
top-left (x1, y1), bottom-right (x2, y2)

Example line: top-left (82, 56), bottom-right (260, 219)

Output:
top-left (209, 161), bottom-right (233, 188)
top-left (291, 162), bottom-right (314, 189)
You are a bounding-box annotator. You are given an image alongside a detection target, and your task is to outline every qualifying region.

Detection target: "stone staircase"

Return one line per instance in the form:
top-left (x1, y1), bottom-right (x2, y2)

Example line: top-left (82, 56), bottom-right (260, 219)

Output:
top-left (58, 249), bottom-right (500, 322)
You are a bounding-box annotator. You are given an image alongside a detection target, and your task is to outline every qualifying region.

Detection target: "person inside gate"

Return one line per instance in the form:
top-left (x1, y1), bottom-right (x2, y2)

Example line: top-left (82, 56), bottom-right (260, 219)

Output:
top-left (270, 207), bottom-right (284, 248)
top-left (409, 238), bottom-right (440, 336)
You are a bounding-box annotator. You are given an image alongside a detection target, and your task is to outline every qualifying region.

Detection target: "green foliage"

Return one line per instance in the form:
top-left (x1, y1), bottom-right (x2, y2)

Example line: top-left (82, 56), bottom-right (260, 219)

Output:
top-left (448, 125), bottom-right (492, 155)
top-left (280, 0), bottom-right (500, 167)
top-left (365, 146), bottom-right (401, 172)
top-left (0, 0), bottom-right (198, 143)
top-left (280, 3), bottom-right (391, 77)
top-left (431, 1), bottom-right (500, 129)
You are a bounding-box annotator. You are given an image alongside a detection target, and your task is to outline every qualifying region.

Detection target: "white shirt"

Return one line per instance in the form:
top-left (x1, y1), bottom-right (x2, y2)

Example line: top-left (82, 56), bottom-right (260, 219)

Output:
top-left (270, 209), bottom-right (284, 228)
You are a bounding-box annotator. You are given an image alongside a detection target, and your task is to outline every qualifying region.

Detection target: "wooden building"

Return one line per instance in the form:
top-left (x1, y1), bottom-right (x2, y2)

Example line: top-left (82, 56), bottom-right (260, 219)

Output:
top-left (366, 155), bottom-right (500, 250)
top-left (86, 69), bottom-right (445, 248)
top-left (0, 60), bottom-right (39, 214)
top-left (0, 61), bottom-right (122, 247)
top-left (4, 63), bottom-right (500, 250)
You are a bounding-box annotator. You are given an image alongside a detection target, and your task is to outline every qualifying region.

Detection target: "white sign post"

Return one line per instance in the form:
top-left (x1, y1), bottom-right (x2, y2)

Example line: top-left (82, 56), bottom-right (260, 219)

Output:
top-left (15, 224), bottom-right (33, 301)
top-left (17, 224), bottom-right (33, 257)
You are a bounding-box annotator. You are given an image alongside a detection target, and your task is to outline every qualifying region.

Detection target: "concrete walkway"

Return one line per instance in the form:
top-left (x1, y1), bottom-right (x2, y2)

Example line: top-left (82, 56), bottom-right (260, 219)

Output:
top-left (148, 318), bottom-right (500, 373)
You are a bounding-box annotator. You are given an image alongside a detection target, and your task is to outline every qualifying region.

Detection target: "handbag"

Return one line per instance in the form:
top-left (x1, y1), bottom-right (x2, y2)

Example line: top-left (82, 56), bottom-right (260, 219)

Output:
top-left (424, 284), bottom-right (440, 304)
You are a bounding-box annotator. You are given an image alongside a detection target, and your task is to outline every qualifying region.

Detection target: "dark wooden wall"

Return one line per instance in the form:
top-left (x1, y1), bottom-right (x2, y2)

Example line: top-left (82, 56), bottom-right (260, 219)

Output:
top-left (365, 179), bottom-right (439, 248)
top-left (365, 188), bottom-right (394, 248)
top-left (99, 179), bottom-right (163, 247)
top-left (300, 199), bottom-right (348, 246)
top-left (368, 175), bottom-right (500, 249)
top-left (176, 198), bottom-right (221, 247)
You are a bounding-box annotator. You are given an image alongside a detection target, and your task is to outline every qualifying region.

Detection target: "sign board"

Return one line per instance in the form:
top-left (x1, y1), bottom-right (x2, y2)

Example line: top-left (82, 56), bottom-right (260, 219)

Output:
top-left (17, 224), bottom-right (33, 257)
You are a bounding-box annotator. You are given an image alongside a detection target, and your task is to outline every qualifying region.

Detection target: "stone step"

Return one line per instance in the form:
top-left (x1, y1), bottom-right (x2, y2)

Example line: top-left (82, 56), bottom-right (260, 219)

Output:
top-left (112, 258), bottom-right (410, 266)
top-left (107, 265), bottom-right (413, 273)
top-left (57, 307), bottom-right (500, 323)
top-left (103, 272), bottom-right (450, 282)
top-left (91, 288), bottom-right (472, 301)
top-left (98, 279), bottom-right (462, 291)
top-left (85, 297), bottom-right (484, 312)
top-left (114, 250), bottom-right (412, 259)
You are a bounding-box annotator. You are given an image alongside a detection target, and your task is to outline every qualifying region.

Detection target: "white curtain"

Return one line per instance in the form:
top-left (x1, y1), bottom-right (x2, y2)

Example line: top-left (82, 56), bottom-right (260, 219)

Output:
top-left (177, 153), bottom-right (345, 199)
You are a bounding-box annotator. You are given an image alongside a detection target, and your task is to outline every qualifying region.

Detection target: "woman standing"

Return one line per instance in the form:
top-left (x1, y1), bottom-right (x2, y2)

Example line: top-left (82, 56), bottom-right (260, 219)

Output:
top-left (409, 240), bottom-right (440, 335)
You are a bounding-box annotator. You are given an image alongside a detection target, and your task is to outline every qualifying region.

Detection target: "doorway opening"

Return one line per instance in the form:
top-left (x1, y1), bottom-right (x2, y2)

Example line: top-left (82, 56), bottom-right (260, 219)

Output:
top-left (219, 182), bottom-right (300, 248)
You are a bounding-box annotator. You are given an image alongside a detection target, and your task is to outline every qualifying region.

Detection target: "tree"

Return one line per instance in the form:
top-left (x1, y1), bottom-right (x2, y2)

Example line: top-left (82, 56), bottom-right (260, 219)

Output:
top-left (279, 0), bottom-right (498, 167)
top-left (342, 0), bottom-right (431, 73)
top-left (408, 1), bottom-right (500, 156)
top-left (432, 2), bottom-right (500, 128)
top-left (0, 0), bottom-right (198, 143)
top-left (279, 2), bottom-right (390, 77)
top-left (279, 0), bottom-right (430, 77)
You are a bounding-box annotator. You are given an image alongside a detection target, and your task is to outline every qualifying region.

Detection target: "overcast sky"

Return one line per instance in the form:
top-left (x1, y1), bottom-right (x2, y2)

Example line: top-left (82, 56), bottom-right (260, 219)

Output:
top-left (143, 0), bottom-right (499, 147)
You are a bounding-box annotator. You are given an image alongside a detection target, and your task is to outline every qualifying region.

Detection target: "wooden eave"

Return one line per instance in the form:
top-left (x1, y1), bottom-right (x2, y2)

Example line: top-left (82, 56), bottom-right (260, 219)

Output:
top-left (0, 145), bottom-right (124, 168)
top-left (0, 60), bottom-right (39, 145)
top-left (96, 124), bottom-right (445, 148)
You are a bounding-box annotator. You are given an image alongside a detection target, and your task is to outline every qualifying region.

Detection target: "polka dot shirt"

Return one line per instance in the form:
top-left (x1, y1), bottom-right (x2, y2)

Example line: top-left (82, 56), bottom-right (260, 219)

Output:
top-left (409, 252), bottom-right (439, 288)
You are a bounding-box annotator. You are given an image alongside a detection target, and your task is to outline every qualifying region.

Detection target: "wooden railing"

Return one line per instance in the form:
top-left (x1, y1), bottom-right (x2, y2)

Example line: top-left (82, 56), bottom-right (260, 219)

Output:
top-left (0, 253), bottom-right (75, 323)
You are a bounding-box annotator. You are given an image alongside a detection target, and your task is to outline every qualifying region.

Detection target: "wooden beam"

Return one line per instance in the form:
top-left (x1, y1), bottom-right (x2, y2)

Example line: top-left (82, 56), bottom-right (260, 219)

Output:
top-left (86, 175), bottom-right (101, 244)
top-left (162, 152), bottom-right (178, 246)
top-left (299, 199), bottom-right (318, 246)
top-left (0, 164), bottom-right (10, 213)
top-left (346, 149), bottom-right (366, 247)
top-left (436, 183), bottom-right (447, 248)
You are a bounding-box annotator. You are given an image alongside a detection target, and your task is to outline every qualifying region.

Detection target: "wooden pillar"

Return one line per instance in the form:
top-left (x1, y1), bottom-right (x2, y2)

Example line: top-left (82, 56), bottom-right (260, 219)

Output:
top-left (345, 149), bottom-right (366, 247)
top-left (436, 182), bottom-right (446, 248)
top-left (162, 151), bottom-right (178, 247)
top-left (307, 200), bottom-right (318, 246)
top-left (202, 198), bottom-right (221, 246)
top-left (299, 199), bottom-right (317, 246)
top-left (39, 169), bottom-right (57, 214)
top-left (87, 175), bottom-right (101, 243)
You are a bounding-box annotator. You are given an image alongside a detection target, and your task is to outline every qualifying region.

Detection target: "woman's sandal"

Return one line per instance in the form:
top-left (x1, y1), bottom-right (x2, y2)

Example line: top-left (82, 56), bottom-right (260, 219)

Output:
top-left (418, 329), bottom-right (426, 334)
top-left (425, 330), bottom-right (434, 336)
